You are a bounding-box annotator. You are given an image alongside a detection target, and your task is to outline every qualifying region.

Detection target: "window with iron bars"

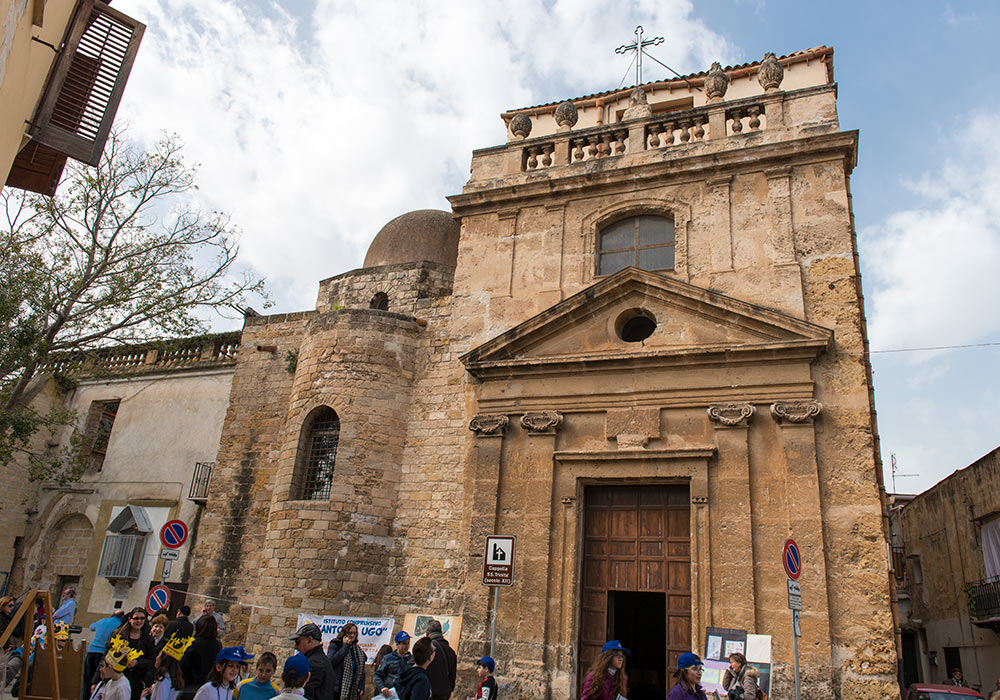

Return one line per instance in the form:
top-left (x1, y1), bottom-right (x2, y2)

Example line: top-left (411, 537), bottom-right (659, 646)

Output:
top-left (188, 462), bottom-right (215, 502)
top-left (299, 408), bottom-right (340, 501)
top-left (97, 533), bottom-right (146, 580)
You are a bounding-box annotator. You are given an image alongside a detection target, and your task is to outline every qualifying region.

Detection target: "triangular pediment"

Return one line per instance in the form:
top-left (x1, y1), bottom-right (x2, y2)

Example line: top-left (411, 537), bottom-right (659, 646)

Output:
top-left (461, 267), bottom-right (833, 377)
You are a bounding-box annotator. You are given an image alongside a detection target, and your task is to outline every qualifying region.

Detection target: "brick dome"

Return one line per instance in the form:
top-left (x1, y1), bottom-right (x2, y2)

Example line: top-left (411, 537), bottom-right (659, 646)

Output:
top-left (363, 209), bottom-right (459, 268)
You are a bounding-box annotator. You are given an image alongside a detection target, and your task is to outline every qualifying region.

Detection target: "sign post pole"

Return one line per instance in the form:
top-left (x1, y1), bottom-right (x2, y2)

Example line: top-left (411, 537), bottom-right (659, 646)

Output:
top-left (482, 535), bottom-right (515, 659)
top-left (489, 586), bottom-right (499, 657)
top-left (791, 609), bottom-right (800, 700)
top-left (782, 538), bottom-right (802, 700)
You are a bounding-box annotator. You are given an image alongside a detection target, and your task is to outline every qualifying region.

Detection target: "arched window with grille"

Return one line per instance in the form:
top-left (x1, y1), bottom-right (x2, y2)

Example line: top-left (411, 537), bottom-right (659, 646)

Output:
top-left (297, 407), bottom-right (340, 500)
top-left (598, 214), bottom-right (675, 276)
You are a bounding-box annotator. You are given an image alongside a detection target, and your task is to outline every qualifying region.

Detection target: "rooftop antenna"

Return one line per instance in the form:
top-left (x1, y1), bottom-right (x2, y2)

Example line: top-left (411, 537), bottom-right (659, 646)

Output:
top-left (890, 453), bottom-right (918, 493)
top-left (615, 25), bottom-right (702, 91)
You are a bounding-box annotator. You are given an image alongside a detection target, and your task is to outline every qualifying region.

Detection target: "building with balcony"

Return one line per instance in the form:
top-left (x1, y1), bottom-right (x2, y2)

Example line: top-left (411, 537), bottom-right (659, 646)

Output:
top-left (1, 332), bottom-right (238, 626)
top-left (1, 0), bottom-right (144, 195)
top-left (895, 446), bottom-right (1000, 693)
top-left (182, 46), bottom-right (898, 700)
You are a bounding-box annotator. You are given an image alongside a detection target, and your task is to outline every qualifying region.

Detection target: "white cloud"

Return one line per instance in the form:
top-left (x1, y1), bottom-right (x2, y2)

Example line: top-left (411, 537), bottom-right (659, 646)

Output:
top-left (111, 0), bottom-right (734, 316)
top-left (863, 111), bottom-right (1000, 358)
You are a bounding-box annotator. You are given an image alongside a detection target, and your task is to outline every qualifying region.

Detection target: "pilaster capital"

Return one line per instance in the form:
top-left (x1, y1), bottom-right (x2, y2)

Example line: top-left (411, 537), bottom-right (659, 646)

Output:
top-left (770, 401), bottom-right (822, 425)
top-left (469, 414), bottom-right (509, 436)
top-left (707, 402), bottom-right (755, 428)
top-left (520, 411), bottom-right (563, 435)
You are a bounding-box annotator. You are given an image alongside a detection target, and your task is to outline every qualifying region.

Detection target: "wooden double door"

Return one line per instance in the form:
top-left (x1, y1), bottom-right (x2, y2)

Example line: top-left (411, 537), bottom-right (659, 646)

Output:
top-left (580, 485), bottom-right (691, 699)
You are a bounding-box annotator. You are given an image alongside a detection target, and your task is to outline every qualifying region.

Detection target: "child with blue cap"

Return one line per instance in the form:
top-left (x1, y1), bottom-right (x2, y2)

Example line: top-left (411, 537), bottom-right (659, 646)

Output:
top-left (193, 647), bottom-right (254, 700)
top-left (271, 654), bottom-right (311, 700)
top-left (473, 656), bottom-right (497, 700)
top-left (666, 653), bottom-right (706, 700)
top-left (374, 631), bottom-right (413, 697)
top-left (580, 641), bottom-right (629, 700)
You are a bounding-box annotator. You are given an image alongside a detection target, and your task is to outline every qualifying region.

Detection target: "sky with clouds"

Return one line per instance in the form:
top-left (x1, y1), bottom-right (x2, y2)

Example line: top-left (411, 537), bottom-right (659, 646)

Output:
top-left (108, 0), bottom-right (999, 494)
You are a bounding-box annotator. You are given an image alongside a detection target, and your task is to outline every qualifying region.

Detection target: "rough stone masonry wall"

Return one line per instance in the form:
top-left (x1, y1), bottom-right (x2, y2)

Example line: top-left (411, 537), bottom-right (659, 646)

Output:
top-left (792, 159), bottom-right (897, 700)
top-left (243, 309), bottom-right (423, 650)
top-left (382, 292), bottom-right (469, 616)
top-left (185, 312), bottom-right (311, 639)
top-left (317, 261), bottom-right (455, 314)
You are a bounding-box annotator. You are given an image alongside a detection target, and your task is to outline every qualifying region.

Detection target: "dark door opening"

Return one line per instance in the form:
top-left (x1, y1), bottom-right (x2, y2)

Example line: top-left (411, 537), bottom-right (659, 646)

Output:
top-left (609, 591), bottom-right (666, 700)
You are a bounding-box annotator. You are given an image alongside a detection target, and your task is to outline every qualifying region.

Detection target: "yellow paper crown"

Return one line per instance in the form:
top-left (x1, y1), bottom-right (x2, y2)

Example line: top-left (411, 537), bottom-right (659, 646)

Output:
top-left (106, 636), bottom-right (143, 672)
top-left (53, 621), bottom-right (70, 641)
top-left (162, 632), bottom-right (194, 660)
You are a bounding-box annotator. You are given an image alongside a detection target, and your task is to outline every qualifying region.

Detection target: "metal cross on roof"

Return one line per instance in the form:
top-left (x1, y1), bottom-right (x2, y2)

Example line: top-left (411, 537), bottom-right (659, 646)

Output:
top-left (615, 25), bottom-right (664, 87)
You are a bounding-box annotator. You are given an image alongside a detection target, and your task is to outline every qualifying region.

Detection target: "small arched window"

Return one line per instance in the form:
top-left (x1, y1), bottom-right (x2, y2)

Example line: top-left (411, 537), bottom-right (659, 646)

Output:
top-left (598, 214), bottom-right (675, 276)
top-left (297, 407), bottom-right (340, 500)
top-left (370, 292), bottom-right (389, 311)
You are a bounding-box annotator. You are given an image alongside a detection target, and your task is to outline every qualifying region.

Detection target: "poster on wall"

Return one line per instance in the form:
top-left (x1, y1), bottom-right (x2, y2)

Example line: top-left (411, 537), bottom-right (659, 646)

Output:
top-left (402, 613), bottom-right (463, 648)
top-left (704, 627), bottom-right (747, 661)
top-left (703, 629), bottom-right (772, 696)
top-left (297, 614), bottom-right (395, 664)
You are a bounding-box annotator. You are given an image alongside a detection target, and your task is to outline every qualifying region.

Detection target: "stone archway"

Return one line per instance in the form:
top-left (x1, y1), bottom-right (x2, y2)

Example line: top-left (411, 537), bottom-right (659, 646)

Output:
top-left (35, 513), bottom-right (93, 594)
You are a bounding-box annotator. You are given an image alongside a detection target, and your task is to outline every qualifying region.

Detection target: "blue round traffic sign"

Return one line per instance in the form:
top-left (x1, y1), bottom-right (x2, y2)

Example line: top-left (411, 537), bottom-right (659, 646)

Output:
top-left (160, 520), bottom-right (188, 549)
top-left (783, 538), bottom-right (802, 580)
top-left (147, 585), bottom-right (170, 615)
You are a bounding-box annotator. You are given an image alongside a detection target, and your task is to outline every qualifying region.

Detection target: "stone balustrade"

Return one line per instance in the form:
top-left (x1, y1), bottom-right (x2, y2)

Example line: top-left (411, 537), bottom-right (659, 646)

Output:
top-left (40, 331), bottom-right (242, 377)
top-left (487, 85), bottom-right (839, 178)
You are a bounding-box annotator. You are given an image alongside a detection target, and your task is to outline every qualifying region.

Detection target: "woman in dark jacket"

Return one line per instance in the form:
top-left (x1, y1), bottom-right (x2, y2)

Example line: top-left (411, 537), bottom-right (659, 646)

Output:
top-left (327, 623), bottom-right (366, 700)
top-left (179, 616), bottom-right (222, 700)
top-left (112, 607), bottom-right (157, 700)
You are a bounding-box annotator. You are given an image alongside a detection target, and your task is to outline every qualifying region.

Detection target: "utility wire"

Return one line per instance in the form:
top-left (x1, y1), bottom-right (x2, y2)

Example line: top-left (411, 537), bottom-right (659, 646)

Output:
top-left (869, 341), bottom-right (1000, 355)
top-left (617, 53), bottom-right (637, 91)
top-left (642, 50), bottom-right (702, 91)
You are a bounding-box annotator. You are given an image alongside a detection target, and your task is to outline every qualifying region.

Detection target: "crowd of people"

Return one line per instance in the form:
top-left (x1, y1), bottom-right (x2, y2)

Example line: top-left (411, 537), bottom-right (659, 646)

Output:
top-left (1, 595), bottom-right (496, 700)
top-left (2, 588), bottom-right (788, 700)
top-left (579, 642), bottom-right (766, 700)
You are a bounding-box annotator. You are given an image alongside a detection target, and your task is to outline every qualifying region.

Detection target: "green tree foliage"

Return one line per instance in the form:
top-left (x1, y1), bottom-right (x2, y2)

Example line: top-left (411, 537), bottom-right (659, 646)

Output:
top-left (1, 130), bottom-right (268, 481)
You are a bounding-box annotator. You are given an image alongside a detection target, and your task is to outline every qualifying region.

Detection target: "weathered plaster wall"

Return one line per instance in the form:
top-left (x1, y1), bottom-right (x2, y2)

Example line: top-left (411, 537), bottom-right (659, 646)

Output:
top-left (899, 448), bottom-right (1000, 690)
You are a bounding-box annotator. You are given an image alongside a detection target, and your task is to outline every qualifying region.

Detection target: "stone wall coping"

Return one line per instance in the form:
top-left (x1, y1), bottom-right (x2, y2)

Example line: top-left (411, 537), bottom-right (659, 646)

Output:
top-left (245, 310), bottom-right (317, 326)
top-left (318, 259), bottom-right (455, 285)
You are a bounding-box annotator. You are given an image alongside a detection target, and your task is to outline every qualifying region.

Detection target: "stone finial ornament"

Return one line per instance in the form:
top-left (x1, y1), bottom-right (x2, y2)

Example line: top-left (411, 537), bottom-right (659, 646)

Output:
top-left (622, 87), bottom-right (652, 120)
top-left (757, 52), bottom-right (784, 91)
top-left (704, 62), bottom-right (729, 102)
top-left (707, 402), bottom-right (754, 427)
top-left (509, 113), bottom-right (532, 139)
top-left (554, 101), bottom-right (579, 131)
top-left (469, 413), bottom-right (509, 435)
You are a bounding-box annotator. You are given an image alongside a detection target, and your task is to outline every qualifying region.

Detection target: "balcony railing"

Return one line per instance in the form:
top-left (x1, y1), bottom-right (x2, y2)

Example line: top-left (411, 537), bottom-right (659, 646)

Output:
top-left (967, 576), bottom-right (1000, 624)
top-left (189, 461), bottom-right (215, 502)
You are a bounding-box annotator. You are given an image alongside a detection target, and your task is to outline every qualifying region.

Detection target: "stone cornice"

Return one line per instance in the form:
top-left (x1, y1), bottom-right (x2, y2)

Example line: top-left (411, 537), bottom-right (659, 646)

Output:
top-left (449, 130), bottom-right (859, 215)
top-left (554, 447), bottom-right (715, 462)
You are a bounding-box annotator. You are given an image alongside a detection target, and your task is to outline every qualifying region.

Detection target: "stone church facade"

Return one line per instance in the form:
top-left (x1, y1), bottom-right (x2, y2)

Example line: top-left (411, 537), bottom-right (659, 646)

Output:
top-left (186, 47), bottom-right (897, 700)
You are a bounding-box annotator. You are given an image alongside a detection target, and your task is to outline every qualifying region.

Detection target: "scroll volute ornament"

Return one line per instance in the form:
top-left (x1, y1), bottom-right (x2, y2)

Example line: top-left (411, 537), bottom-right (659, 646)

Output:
top-left (509, 113), bottom-right (532, 139)
top-left (520, 411), bottom-right (563, 434)
top-left (757, 52), bottom-right (784, 91)
top-left (469, 414), bottom-right (509, 436)
top-left (704, 62), bottom-right (729, 102)
top-left (554, 102), bottom-right (579, 131)
top-left (707, 403), bottom-right (754, 427)
top-left (770, 401), bottom-right (822, 424)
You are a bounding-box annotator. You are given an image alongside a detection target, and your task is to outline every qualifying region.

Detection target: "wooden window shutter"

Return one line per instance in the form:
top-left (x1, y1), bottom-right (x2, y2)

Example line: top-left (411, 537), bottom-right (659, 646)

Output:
top-left (29, 0), bottom-right (145, 167)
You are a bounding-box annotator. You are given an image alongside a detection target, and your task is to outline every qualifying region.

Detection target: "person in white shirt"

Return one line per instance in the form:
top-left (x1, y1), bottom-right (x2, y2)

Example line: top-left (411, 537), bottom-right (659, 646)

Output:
top-left (193, 647), bottom-right (254, 700)
top-left (273, 654), bottom-right (311, 700)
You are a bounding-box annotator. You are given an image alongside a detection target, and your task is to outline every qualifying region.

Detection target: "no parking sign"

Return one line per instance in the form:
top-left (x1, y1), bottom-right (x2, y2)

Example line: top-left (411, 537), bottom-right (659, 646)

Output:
top-left (160, 520), bottom-right (188, 549)
top-left (147, 585), bottom-right (170, 615)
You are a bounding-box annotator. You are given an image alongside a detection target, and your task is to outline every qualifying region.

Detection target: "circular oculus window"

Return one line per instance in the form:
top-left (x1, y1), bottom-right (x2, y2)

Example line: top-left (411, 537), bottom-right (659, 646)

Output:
top-left (615, 308), bottom-right (657, 343)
